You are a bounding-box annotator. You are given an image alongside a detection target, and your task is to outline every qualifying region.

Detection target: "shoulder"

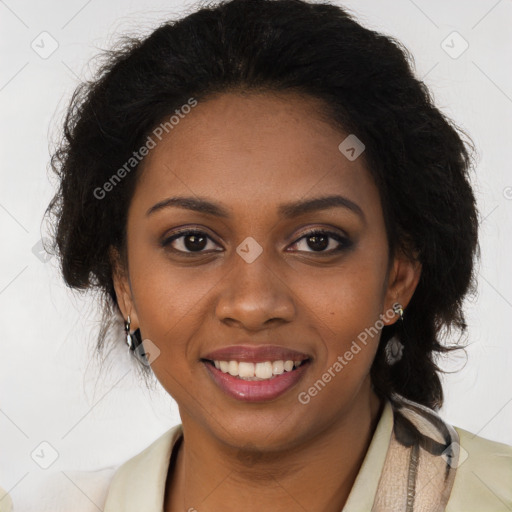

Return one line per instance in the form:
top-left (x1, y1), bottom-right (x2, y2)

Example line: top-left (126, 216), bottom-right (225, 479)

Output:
top-left (103, 424), bottom-right (183, 511)
top-left (107, 424), bottom-right (181, 486)
top-left (3, 427), bottom-right (182, 512)
top-left (446, 427), bottom-right (512, 511)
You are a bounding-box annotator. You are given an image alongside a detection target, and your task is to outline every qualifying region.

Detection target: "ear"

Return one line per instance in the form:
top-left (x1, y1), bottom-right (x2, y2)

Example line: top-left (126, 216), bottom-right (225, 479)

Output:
top-left (109, 246), bottom-right (139, 330)
top-left (382, 249), bottom-right (422, 326)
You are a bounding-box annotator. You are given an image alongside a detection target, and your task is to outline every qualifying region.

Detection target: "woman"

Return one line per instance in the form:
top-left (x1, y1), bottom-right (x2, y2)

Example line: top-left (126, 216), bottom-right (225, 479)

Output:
top-left (43, 0), bottom-right (512, 510)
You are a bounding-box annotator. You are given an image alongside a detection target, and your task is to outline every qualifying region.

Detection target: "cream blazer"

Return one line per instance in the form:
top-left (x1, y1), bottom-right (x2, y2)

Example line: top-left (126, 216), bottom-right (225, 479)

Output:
top-left (2, 400), bottom-right (511, 511)
top-left (103, 400), bottom-right (512, 511)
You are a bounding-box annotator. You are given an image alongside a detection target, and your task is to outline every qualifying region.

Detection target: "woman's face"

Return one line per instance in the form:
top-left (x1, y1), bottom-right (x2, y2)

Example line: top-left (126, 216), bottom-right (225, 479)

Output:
top-left (113, 91), bottom-right (420, 451)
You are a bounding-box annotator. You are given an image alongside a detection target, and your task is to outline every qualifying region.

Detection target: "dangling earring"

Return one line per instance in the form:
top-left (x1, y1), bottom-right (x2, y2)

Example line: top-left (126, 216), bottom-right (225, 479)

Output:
top-left (385, 302), bottom-right (404, 365)
top-left (125, 315), bottom-right (134, 351)
top-left (125, 315), bottom-right (143, 352)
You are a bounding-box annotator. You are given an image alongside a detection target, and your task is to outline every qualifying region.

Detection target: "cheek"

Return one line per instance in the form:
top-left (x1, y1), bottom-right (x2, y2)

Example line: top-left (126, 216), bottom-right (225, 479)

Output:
top-left (293, 266), bottom-right (384, 410)
top-left (128, 255), bottom-right (214, 398)
top-left (293, 247), bottom-right (388, 386)
top-left (298, 253), bottom-right (387, 336)
top-left (127, 242), bottom-right (221, 356)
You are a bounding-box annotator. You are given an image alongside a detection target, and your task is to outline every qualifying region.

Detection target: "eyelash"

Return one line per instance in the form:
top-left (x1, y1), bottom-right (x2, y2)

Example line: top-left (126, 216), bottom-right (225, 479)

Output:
top-left (161, 228), bottom-right (352, 256)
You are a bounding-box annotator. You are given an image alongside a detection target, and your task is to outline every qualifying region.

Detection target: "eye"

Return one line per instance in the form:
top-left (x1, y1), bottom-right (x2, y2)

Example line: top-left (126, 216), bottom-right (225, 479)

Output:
top-left (289, 229), bottom-right (352, 254)
top-left (161, 229), bottom-right (221, 254)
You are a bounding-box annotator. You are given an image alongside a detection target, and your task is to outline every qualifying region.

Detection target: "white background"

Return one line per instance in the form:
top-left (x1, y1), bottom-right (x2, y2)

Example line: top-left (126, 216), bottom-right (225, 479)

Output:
top-left (1, 0), bottom-right (511, 510)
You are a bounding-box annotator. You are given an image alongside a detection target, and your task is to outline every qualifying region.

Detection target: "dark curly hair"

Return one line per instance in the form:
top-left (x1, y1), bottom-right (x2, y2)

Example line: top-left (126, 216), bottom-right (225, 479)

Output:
top-left (45, 0), bottom-right (479, 410)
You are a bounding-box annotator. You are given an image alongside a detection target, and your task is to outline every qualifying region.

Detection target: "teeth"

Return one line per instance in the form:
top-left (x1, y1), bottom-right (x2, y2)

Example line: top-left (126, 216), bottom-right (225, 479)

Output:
top-left (238, 362), bottom-right (254, 378)
top-left (255, 361), bottom-right (273, 379)
top-left (272, 360), bottom-right (284, 375)
top-left (212, 359), bottom-right (306, 380)
top-left (228, 360), bottom-right (238, 376)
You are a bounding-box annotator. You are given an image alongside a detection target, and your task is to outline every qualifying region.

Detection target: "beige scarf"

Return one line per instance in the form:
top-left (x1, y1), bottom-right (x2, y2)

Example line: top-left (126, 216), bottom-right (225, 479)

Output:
top-left (372, 394), bottom-right (460, 511)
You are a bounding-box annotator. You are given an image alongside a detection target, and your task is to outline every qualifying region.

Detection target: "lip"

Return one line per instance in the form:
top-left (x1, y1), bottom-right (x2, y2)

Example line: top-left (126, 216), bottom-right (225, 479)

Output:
top-left (202, 344), bottom-right (311, 363)
top-left (203, 359), bottom-right (311, 402)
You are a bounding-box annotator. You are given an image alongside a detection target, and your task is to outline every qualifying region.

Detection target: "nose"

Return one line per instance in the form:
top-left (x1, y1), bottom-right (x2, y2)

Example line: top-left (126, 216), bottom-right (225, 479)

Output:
top-left (214, 247), bottom-right (296, 331)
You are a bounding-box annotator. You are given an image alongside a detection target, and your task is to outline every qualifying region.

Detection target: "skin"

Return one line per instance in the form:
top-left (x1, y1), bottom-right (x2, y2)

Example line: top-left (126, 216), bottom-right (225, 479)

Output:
top-left (111, 91), bottom-right (421, 512)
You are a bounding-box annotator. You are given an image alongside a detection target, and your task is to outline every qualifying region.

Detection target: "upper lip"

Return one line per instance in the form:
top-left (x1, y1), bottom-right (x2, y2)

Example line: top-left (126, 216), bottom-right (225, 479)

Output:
top-left (202, 344), bottom-right (312, 363)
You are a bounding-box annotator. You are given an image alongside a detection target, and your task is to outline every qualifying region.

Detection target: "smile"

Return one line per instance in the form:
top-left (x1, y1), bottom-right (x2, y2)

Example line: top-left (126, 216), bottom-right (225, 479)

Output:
top-left (202, 358), bottom-right (311, 402)
top-left (209, 359), bottom-right (307, 380)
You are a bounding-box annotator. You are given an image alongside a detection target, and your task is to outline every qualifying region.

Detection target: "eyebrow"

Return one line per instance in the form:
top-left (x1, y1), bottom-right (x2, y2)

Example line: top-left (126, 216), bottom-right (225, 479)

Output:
top-left (146, 194), bottom-right (365, 222)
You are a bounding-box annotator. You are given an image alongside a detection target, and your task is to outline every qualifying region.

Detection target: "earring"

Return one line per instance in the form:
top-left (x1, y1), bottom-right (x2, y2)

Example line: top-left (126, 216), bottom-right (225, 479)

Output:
top-left (125, 315), bottom-right (134, 350)
top-left (385, 303), bottom-right (404, 365)
top-left (392, 302), bottom-right (404, 320)
top-left (125, 315), bottom-right (143, 352)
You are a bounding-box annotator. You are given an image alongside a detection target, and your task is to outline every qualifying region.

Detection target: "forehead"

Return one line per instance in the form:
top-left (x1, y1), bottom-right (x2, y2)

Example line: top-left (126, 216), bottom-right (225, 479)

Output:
top-left (132, 92), bottom-right (380, 219)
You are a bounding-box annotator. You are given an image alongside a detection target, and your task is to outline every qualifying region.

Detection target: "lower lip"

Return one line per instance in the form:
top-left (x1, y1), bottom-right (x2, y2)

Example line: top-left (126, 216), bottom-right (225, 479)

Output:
top-left (203, 361), bottom-right (310, 402)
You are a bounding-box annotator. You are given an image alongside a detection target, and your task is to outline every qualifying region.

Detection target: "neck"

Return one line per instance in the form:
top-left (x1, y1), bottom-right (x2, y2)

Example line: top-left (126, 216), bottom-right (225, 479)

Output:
top-left (165, 383), bottom-right (383, 512)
